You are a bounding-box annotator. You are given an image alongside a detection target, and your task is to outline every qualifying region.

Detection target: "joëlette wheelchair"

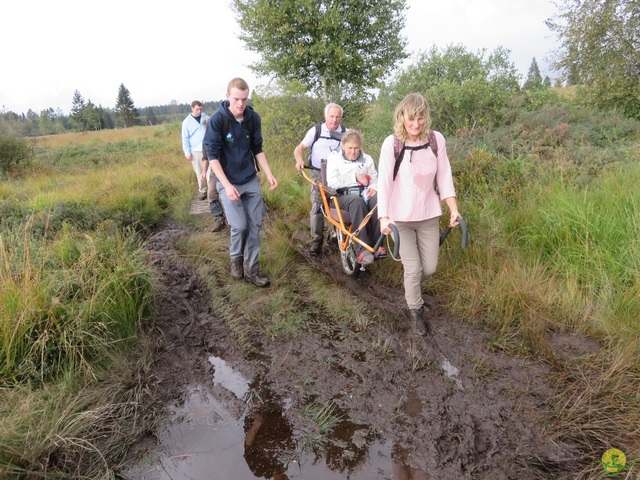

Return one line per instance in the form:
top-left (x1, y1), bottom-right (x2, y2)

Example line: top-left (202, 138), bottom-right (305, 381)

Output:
top-left (299, 162), bottom-right (400, 277)
top-left (298, 129), bottom-right (468, 276)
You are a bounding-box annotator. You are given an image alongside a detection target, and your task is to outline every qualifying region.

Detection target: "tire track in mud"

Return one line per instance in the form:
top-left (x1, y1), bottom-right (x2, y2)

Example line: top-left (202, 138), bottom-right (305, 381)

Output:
top-left (276, 237), bottom-right (574, 478)
top-left (124, 220), bottom-right (578, 479)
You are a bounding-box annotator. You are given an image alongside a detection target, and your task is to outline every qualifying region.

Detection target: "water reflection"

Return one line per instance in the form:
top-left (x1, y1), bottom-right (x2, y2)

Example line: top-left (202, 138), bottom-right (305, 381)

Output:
top-left (123, 356), bottom-right (430, 479)
top-left (391, 444), bottom-right (431, 480)
top-left (314, 404), bottom-right (375, 475)
top-left (243, 379), bottom-right (295, 479)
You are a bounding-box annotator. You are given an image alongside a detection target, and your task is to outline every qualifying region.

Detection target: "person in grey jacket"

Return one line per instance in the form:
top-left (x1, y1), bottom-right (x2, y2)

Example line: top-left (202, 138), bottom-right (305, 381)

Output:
top-left (181, 100), bottom-right (209, 200)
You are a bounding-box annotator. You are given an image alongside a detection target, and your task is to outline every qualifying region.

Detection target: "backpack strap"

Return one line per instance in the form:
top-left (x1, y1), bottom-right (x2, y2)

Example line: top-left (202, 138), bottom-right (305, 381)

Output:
top-left (311, 123), bottom-right (345, 148)
top-left (313, 122), bottom-right (322, 145)
top-left (392, 135), bottom-right (406, 181)
top-left (427, 130), bottom-right (438, 156)
top-left (392, 130), bottom-right (438, 181)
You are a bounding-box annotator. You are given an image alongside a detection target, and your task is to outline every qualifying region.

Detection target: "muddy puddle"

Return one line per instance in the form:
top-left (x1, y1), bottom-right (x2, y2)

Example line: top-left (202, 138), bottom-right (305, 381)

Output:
top-left (123, 355), bottom-right (430, 480)
top-left (124, 221), bottom-right (585, 479)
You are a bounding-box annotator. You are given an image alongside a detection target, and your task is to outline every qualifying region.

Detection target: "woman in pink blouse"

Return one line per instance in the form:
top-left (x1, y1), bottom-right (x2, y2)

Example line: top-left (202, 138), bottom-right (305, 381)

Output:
top-left (378, 93), bottom-right (463, 336)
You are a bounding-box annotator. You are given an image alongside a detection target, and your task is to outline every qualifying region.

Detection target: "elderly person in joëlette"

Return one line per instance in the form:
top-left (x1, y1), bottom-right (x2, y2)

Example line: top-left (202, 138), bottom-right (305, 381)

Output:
top-left (326, 129), bottom-right (385, 265)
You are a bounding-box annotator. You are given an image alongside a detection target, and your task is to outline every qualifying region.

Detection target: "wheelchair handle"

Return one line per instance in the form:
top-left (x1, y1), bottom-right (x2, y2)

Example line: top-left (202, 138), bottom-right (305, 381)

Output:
top-left (439, 216), bottom-right (468, 249)
top-left (374, 223), bottom-right (400, 258)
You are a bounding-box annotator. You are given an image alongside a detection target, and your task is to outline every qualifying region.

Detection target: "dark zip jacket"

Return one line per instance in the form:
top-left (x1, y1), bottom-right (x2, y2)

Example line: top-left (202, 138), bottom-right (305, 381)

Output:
top-left (203, 101), bottom-right (264, 185)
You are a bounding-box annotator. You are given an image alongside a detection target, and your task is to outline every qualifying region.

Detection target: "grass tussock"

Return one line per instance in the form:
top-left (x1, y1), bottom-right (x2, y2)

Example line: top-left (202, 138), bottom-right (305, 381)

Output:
top-left (547, 341), bottom-right (640, 478)
top-left (1, 220), bottom-right (155, 385)
top-left (0, 333), bottom-right (161, 479)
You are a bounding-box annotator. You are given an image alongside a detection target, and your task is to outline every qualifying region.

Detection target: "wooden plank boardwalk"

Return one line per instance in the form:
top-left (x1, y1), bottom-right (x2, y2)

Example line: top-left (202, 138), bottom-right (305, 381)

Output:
top-left (189, 196), bottom-right (211, 215)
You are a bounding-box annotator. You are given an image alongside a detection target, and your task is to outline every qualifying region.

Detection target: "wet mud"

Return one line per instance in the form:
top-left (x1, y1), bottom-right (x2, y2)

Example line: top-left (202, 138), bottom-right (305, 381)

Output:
top-left (120, 219), bottom-right (586, 479)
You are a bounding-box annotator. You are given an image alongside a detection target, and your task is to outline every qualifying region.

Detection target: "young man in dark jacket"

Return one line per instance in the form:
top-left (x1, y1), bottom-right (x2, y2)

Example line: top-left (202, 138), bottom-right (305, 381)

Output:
top-left (202, 78), bottom-right (278, 287)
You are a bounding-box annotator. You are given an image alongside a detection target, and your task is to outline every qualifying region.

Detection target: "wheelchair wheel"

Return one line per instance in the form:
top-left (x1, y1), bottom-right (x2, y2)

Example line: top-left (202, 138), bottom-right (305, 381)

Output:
top-left (337, 230), bottom-right (359, 276)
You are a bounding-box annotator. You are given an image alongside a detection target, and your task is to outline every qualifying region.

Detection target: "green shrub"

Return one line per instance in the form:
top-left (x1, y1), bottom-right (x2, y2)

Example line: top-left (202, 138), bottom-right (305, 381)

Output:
top-left (0, 135), bottom-right (31, 176)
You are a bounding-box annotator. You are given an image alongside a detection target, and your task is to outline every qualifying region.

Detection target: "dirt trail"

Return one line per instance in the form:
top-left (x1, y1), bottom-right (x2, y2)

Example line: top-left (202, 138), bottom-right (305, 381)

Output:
top-left (120, 216), bottom-right (587, 480)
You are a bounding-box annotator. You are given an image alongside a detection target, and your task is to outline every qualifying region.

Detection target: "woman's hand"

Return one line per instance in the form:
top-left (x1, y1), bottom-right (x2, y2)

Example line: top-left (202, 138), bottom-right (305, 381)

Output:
top-left (449, 211), bottom-right (461, 228)
top-left (380, 217), bottom-right (392, 235)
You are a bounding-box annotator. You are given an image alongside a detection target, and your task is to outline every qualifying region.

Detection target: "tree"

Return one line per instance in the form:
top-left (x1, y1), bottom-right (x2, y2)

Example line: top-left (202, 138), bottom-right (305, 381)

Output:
top-left (84, 100), bottom-right (104, 131)
top-left (115, 83), bottom-right (140, 128)
top-left (0, 135), bottom-right (31, 176)
top-left (70, 90), bottom-right (88, 131)
top-left (546, 0), bottom-right (640, 118)
top-left (231, 0), bottom-right (409, 103)
top-left (380, 44), bottom-right (521, 133)
top-left (523, 57), bottom-right (543, 90)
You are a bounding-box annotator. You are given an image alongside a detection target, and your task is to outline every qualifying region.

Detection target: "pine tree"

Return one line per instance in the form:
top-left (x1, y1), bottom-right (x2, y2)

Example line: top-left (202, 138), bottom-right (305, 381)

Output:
top-left (523, 57), bottom-right (543, 90)
top-left (70, 90), bottom-right (88, 131)
top-left (114, 84), bottom-right (140, 128)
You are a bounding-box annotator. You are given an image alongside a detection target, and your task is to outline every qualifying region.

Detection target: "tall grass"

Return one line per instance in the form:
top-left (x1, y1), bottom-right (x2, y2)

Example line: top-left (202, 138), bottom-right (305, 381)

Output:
top-left (420, 111), bottom-right (640, 473)
top-left (2, 102), bottom-right (639, 477)
top-left (0, 125), bottom-right (188, 477)
top-left (0, 219), bottom-right (155, 384)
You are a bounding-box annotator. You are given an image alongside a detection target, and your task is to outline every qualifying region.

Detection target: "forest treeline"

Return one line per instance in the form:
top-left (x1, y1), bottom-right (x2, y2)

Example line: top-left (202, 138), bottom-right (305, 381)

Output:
top-left (0, 94), bottom-right (224, 138)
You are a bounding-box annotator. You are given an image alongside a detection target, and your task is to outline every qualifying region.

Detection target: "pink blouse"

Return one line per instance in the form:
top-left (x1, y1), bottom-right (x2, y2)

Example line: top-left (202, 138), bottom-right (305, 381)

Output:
top-left (377, 131), bottom-right (456, 222)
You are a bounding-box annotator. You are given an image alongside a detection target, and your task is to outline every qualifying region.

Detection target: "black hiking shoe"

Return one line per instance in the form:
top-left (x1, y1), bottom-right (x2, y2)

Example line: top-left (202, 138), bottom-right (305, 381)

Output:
top-left (410, 306), bottom-right (430, 336)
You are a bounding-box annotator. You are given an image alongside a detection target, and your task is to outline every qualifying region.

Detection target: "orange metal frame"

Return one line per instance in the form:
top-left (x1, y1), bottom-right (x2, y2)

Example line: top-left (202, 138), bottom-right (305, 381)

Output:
top-left (299, 168), bottom-right (376, 255)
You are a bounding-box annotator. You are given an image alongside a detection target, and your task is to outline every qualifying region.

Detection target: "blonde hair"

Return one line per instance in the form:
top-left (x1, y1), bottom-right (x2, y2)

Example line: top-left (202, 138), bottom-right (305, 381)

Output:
top-left (393, 93), bottom-right (432, 142)
top-left (227, 77), bottom-right (249, 93)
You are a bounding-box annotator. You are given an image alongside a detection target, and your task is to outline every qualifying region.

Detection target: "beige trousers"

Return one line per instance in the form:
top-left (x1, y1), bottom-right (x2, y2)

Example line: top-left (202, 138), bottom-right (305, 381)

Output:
top-left (396, 217), bottom-right (440, 310)
top-left (191, 150), bottom-right (206, 193)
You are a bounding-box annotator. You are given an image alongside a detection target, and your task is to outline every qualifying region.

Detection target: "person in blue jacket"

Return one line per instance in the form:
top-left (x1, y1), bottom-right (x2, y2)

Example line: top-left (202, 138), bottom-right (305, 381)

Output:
top-left (182, 100), bottom-right (209, 200)
top-left (202, 78), bottom-right (278, 287)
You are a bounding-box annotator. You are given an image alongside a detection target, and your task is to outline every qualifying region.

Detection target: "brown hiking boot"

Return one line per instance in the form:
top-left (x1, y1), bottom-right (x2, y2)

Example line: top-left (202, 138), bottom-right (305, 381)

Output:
top-left (410, 306), bottom-right (430, 336)
top-left (211, 215), bottom-right (226, 233)
top-left (244, 264), bottom-right (270, 288)
top-left (308, 240), bottom-right (322, 255)
top-left (230, 257), bottom-right (244, 280)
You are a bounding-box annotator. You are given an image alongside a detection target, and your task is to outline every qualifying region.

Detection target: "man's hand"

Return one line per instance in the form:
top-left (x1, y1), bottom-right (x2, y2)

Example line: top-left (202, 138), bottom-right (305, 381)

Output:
top-left (225, 184), bottom-right (241, 202)
top-left (266, 174), bottom-right (278, 191)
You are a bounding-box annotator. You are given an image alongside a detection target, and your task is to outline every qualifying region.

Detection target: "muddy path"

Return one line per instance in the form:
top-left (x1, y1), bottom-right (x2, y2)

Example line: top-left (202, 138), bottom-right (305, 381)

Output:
top-left (119, 216), bottom-right (585, 480)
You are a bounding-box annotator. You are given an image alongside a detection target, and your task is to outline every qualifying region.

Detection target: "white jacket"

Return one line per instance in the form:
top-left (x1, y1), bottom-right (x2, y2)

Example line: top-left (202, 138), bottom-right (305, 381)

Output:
top-left (326, 149), bottom-right (378, 190)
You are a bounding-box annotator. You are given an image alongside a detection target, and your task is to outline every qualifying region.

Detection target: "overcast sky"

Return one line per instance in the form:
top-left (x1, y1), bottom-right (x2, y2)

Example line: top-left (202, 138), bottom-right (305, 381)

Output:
top-left (1, 0), bottom-right (559, 115)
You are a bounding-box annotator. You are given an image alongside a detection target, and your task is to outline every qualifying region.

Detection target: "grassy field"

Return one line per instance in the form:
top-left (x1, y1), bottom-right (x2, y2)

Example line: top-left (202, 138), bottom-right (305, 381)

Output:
top-left (1, 101), bottom-right (639, 478)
